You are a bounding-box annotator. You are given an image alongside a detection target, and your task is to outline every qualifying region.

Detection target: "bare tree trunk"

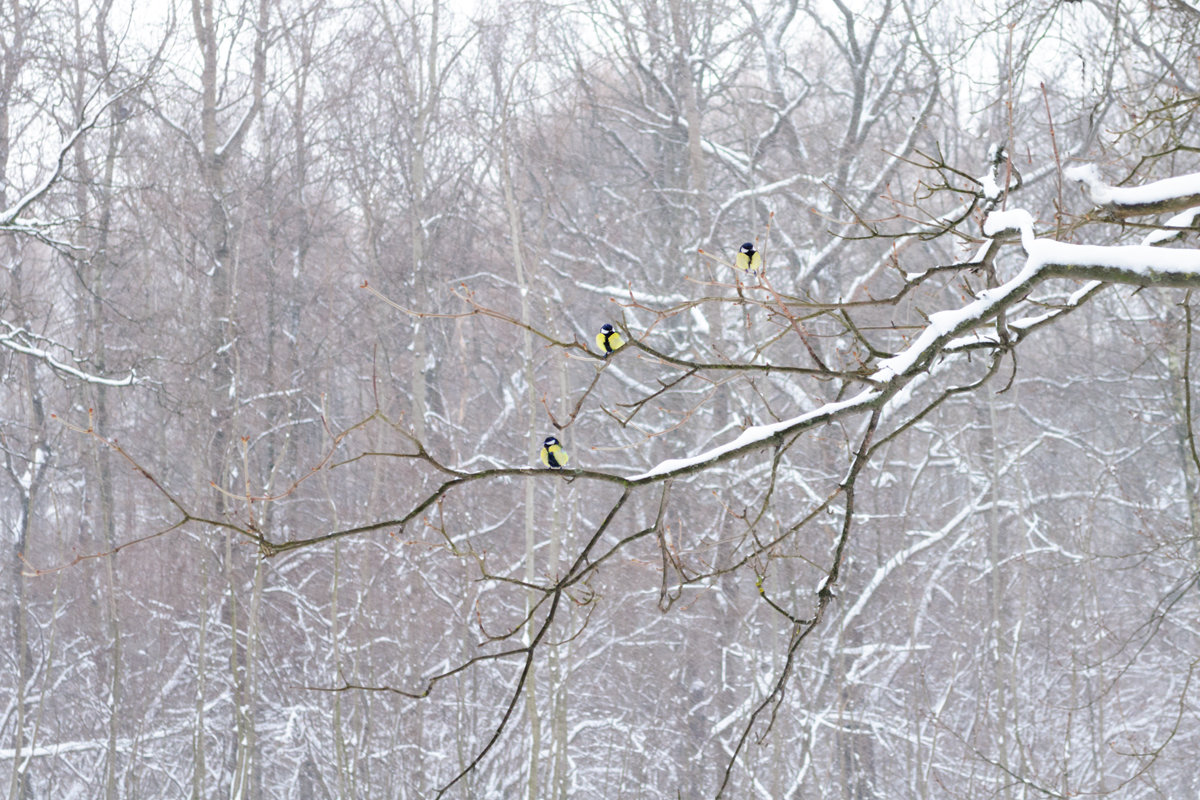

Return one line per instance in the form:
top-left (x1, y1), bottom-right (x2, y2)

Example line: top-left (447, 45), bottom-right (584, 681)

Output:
top-left (0, 10), bottom-right (36, 798)
top-left (407, 0), bottom-right (438, 444)
top-left (193, 553), bottom-right (211, 800)
top-left (1167, 335), bottom-right (1200, 553)
top-left (68, 4), bottom-right (123, 793)
top-left (4, 333), bottom-right (51, 800)
top-left (189, 0), bottom-right (269, 794)
top-left (981, 396), bottom-right (1013, 800)
top-left (548, 364), bottom-right (571, 800)
top-left (501, 119), bottom-right (543, 800)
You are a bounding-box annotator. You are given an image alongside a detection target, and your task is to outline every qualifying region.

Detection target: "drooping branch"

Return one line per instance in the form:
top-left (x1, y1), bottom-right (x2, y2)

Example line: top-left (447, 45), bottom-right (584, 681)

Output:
top-left (0, 321), bottom-right (137, 387)
top-left (716, 406), bottom-right (881, 797)
top-left (1067, 165), bottom-right (1200, 218)
top-left (0, 87), bottom-right (129, 231)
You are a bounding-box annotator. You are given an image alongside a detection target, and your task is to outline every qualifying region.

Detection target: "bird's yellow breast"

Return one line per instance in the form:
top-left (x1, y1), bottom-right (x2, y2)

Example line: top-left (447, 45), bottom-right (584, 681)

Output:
top-left (540, 444), bottom-right (568, 468)
top-left (597, 330), bottom-right (625, 354)
top-left (735, 250), bottom-right (762, 274)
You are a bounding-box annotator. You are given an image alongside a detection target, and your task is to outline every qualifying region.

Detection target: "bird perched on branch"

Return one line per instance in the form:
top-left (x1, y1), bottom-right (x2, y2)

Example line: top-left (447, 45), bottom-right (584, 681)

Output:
top-left (596, 323), bottom-right (625, 357)
top-left (735, 242), bottom-right (762, 275)
top-left (540, 436), bottom-right (569, 469)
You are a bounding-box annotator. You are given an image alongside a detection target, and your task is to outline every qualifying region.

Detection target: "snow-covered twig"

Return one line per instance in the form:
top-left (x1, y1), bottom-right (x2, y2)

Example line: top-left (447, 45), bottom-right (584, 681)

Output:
top-left (0, 89), bottom-right (130, 231)
top-left (1067, 164), bottom-right (1200, 217)
top-left (635, 207), bottom-right (1200, 486)
top-left (1, 320), bottom-right (136, 387)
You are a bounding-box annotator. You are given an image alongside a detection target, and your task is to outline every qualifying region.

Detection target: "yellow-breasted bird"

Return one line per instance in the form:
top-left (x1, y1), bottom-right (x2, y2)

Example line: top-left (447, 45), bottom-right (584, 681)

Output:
top-left (735, 242), bottom-right (762, 275)
top-left (596, 323), bottom-right (625, 357)
top-left (540, 436), bottom-right (569, 469)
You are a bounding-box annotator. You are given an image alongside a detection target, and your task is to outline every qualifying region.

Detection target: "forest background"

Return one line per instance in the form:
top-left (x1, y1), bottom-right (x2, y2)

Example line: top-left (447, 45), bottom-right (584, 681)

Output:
top-left (3, 0), bottom-right (1200, 797)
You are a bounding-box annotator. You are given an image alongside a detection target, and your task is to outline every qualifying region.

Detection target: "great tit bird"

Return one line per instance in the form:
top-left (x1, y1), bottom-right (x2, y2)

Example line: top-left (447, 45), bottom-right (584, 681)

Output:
top-left (596, 323), bottom-right (625, 357)
top-left (735, 242), bottom-right (762, 275)
top-left (540, 436), bottom-right (569, 469)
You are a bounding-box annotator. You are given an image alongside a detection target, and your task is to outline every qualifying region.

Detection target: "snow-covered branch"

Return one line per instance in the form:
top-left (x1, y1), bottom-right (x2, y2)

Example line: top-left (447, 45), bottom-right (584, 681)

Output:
top-left (633, 199), bottom-right (1200, 484)
top-left (1067, 164), bottom-right (1200, 217)
top-left (1, 320), bottom-right (136, 387)
top-left (0, 90), bottom-right (127, 232)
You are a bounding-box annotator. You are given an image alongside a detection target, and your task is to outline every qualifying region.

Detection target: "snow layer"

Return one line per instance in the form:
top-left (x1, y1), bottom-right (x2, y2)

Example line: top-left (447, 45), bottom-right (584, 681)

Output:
top-left (1143, 206), bottom-right (1200, 246)
top-left (630, 390), bottom-right (875, 480)
top-left (1066, 164), bottom-right (1200, 209)
top-left (632, 204), bottom-right (1200, 483)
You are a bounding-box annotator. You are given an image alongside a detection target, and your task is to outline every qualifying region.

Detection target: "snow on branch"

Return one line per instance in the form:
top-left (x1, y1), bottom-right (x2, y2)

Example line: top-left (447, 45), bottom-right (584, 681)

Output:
top-left (986, 207), bottom-right (1200, 285)
top-left (1066, 163), bottom-right (1200, 217)
top-left (630, 389), bottom-right (877, 480)
top-left (0, 89), bottom-right (127, 232)
top-left (1, 320), bottom-right (137, 387)
top-left (1142, 205), bottom-right (1200, 246)
top-left (632, 203), bottom-right (1200, 483)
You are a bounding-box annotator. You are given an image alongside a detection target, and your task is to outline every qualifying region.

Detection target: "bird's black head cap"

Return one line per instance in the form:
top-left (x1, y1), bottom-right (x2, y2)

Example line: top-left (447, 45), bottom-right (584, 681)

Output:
top-left (740, 242), bottom-right (755, 253)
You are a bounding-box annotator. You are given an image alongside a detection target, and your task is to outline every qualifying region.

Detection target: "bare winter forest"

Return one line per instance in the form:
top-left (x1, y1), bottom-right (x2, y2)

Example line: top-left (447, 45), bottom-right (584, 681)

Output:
top-left (3, 0), bottom-right (1200, 797)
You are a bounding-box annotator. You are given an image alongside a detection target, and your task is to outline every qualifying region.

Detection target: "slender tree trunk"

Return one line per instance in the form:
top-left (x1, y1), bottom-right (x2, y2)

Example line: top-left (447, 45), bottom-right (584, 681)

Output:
top-left (1, 12), bottom-right (36, 799)
top-left (501, 122), bottom-right (542, 800)
top-left (981, 397), bottom-right (1013, 800)
top-left (189, 1), bottom-right (269, 794)
top-left (548, 364), bottom-right (571, 800)
top-left (7, 437), bottom-right (38, 800)
top-left (407, 0), bottom-right (439, 444)
top-left (193, 553), bottom-right (210, 800)
top-left (70, 7), bottom-right (123, 790)
top-left (4, 268), bottom-right (50, 800)
top-left (1167, 337), bottom-right (1200, 554)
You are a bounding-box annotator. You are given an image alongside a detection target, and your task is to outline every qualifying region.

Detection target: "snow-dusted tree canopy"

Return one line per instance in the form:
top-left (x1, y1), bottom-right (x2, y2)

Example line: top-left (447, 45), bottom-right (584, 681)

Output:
top-left (3, 0), bottom-right (1200, 797)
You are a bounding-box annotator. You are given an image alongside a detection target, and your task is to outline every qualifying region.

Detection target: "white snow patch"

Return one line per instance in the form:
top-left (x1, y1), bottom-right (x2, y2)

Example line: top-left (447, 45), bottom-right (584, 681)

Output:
top-left (631, 389), bottom-right (876, 480)
top-left (1027, 237), bottom-right (1200, 276)
top-left (982, 208), bottom-right (1035, 248)
top-left (1066, 164), bottom-right (1200, 208)
top-left (572, 280), bottom-right (690, 307)
top-left (1143, 206), bottom-right (1200, 246)
top-left (979, 172), bottom-right (1002, 202)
